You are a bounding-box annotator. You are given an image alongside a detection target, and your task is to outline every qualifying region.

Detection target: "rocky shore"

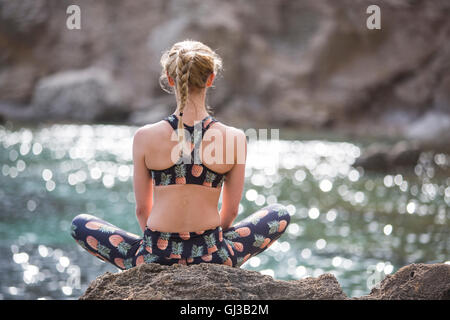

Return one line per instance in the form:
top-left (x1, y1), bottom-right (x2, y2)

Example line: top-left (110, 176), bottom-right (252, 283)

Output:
top-left (79, 262), bottom-right (450, 300)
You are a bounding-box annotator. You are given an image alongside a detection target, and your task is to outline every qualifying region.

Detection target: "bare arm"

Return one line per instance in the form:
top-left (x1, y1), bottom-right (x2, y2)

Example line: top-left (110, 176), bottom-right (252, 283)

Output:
top-left (132, 127), bottom-right (153, 232)
top-left (219, 129), bottom-right (247, 230)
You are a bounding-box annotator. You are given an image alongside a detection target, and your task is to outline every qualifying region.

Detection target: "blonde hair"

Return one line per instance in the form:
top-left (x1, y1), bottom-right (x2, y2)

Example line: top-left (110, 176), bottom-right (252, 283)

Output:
top-left (159, 39), bottom-right (223, 149)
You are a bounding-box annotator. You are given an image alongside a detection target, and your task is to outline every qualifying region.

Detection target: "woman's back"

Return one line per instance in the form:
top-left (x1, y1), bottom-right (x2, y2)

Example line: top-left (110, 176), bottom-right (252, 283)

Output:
top-left (134, 112), bottom-right (246, 232)
top-left (71, 39), bottom-right (289, 271)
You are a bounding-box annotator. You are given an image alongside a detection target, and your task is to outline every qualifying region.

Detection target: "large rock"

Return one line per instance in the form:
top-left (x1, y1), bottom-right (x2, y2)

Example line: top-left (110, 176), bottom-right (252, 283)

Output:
top-left (405, 111), bottom-right (450, 148)
top-left (80, 263), bottom-right (346, 300)
top-left (353, 140), bottom-right (422, 171)
top-left (79, 262), bottom-right (450, 300)
top-left (30, 67), bottom-right (129, 122)
top-left (359, 263), bottom-right (450, 300)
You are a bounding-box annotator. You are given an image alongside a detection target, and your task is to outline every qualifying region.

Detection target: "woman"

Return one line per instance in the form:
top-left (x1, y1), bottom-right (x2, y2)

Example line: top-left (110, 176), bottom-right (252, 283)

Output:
top-left (71, 40), bottom-right (290, 270)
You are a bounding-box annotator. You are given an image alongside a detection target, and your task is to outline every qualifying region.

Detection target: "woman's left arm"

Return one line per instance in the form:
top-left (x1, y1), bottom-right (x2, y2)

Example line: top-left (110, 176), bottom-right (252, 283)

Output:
top-left (132, 127), bottom-right (153, 232)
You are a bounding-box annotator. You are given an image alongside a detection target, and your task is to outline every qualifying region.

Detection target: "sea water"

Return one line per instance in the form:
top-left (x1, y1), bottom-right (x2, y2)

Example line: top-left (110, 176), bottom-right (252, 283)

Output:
top-left (0, 121), bottom-right (448, 299)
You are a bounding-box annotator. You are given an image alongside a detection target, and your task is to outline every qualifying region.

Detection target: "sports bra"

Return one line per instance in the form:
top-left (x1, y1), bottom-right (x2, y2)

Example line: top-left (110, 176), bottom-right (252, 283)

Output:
top-left (149, 114), bottom-right (226, 188)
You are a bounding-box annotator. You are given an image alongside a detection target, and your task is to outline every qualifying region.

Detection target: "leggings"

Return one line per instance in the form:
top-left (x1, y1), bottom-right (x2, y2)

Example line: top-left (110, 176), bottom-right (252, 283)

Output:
top-left (70, 203), bottom-right (290, 269)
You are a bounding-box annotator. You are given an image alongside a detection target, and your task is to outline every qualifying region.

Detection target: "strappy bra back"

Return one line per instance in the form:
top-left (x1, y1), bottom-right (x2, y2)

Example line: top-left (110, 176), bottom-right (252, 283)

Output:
top-left (149, 114), bottom-right (226, 188)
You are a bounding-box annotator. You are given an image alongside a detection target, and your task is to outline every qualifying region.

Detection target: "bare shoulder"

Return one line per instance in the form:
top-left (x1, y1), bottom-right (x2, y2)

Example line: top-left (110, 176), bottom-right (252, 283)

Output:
top-left (209, 121), bottom-right (247, 164)
top-left (133, 120), bottom-right (172, 147)
top-left (209, 121), bottom-right (247, 141)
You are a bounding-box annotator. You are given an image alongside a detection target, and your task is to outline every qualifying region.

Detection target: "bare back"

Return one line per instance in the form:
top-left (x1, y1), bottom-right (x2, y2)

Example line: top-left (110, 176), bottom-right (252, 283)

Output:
top-left (133, 116), bottom-right (246, 233)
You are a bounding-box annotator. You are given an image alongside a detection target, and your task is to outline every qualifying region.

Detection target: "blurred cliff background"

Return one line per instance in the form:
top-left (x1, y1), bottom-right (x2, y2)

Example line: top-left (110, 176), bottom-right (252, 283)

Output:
top-left (0, 0), bottom-right (449, 300)
top-left (0, 0), bottom-right (449, 147)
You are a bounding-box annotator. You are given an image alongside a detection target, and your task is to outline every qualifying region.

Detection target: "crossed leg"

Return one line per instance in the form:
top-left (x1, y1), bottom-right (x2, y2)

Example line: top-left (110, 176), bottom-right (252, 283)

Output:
top-left (71, 214), bottom-right (143, 270)
top-left (222, 203), bottom-right (291, 267)
top-left (71, 203), bottom-right (291, 269)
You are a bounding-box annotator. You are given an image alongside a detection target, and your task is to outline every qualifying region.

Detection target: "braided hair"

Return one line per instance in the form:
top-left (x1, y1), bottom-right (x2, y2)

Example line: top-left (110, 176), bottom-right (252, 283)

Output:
top-left (175, 48), bottom-right (194, 148)
top-left (159, 39), bottom-right (223, 155)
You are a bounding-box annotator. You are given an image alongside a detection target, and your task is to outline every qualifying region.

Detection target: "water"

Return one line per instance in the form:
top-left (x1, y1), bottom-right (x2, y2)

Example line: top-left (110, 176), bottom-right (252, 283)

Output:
top-left (0, 121), bottom-right (448, 299)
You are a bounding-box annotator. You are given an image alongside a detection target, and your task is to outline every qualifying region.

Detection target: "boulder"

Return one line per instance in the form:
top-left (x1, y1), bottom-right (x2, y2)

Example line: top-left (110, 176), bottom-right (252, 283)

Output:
top-left (30, 67), bottom-right (129, 122)
top-left (80, 263), bottom-right (347, 300)
top-left (354, 141), bottom-right (422, 171)
top-left (359, 263), bottom-right (450, 300)
top-left (405, 111), bottom-right (450, 149)
top-left (353, 143), bottom-right (391, 171)
top-left (79, 262), bottom-right (450, 300)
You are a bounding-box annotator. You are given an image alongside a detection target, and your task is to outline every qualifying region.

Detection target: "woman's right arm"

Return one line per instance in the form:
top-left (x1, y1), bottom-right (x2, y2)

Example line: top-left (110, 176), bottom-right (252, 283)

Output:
top-left (219, 129), bottom-right (247, 230)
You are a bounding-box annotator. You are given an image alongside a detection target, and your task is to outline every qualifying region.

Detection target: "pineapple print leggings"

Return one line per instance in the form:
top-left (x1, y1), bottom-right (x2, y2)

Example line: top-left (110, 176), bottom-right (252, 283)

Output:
top-left (70, 203), bottom-right (290, 270)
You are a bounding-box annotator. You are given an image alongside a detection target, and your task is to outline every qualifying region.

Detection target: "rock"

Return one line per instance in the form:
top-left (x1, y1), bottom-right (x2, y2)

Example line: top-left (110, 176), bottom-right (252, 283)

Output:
top-left (359, 263), bottom-right (450, 300)
top-left (405, 111), bottom-right (450, 150)
top-left (354, 143), bottom-right (391, 171)
top-left (0, 101), bottom-right (36, 122)
top-left (79, 262), bottom-right (450, 300)
top-left (80, 263), bottom-right (347, 300)
top-left (0, 0), bottom-right (48, 37)
top-left (30, 67), bottom-right (129, 122)
top-left (389, 141), bottom-right (421, 166)
top-left (354, 141), bottom-right (422, 171)
top-left (127, 96), bottom-right (174, 126)
top-left (1, 0), bottom-right (450, 140)
top-left (128, 105), bottom-right (169, 126)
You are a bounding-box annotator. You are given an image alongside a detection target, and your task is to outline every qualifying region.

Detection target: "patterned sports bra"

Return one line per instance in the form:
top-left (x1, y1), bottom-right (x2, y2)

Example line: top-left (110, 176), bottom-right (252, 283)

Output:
top-left (149, 114), bottom-right (226, 188)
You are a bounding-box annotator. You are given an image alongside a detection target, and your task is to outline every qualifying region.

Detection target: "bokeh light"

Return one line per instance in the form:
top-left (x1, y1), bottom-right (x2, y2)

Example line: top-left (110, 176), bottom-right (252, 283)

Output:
top-left (0, 123), bottom-right (448, 299)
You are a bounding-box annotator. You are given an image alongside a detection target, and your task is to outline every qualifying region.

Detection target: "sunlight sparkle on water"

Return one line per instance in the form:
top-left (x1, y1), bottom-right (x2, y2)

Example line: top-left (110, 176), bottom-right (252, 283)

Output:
top-left (406, 201), bottom-right (416, 214)
top-left (245, 189), bottom-right (258, 201)
top-left (42, 169), bottom-right (53, 181)
top-left (13, 252), bottom-right (29, 264)
top-left (308, 207), bottom-right (320, 220)
top-left (0, 123), bottom-right (448, 299)
top-left (295, 265), bottom-right (307, 278)
top-left (383, 224), bottom-right (393, 236)
top-left (248, 256), bottom-right (261, 268)
top-left (332, 256), bottom-right (342, 267)
top-left (316, 239), bottom-right (327, 250)
top-left (319, 179), bottom-right (333, 192)
top-left (38, 245), bottom-right (49, 257)
top-left (301, 248), bottom-right (312, 259)
top-left (326, 209), bottom-right (337, 222)
top-left (27, 200), bottom-right (37, 212)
